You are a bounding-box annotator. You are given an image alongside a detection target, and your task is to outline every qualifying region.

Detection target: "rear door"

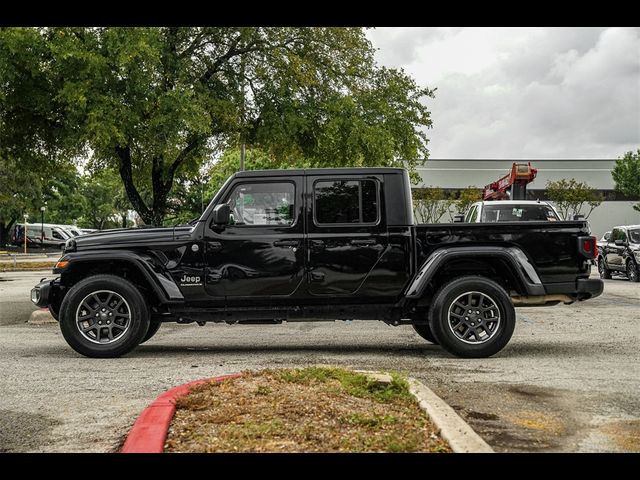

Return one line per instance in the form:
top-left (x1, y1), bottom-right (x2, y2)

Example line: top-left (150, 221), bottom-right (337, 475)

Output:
top-left (305, 175), bottom-right (388, 297)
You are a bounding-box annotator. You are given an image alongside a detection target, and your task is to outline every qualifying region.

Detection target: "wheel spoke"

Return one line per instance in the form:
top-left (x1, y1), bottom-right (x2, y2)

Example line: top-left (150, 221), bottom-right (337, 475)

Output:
top-left (76, 290), bottom-right (131, 345)
top-left (448, 290), bottom-right (501, 345)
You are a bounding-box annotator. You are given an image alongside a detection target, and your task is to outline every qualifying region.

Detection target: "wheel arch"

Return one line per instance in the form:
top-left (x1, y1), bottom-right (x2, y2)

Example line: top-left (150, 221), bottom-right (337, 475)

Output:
top-left (405, 246), bottom-right (545, 304)
top-left (58, 252), bottom-right (183, 306)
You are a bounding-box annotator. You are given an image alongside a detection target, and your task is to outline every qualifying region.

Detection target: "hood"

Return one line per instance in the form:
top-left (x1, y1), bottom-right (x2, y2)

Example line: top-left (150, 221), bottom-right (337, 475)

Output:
top-left (68, 225), bottom-right (194, 251)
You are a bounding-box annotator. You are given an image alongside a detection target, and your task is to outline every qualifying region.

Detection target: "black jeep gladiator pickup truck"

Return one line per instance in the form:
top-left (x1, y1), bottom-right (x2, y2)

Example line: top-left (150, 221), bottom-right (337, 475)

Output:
top-left (31, 167), bottom-right (603, 359)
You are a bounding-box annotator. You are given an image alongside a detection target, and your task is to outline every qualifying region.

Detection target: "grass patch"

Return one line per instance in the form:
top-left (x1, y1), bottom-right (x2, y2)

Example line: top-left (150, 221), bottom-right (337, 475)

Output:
top-left (0, 261), bottom-right (56, 271)
top-left (165, 367), bottom-right (450, 453)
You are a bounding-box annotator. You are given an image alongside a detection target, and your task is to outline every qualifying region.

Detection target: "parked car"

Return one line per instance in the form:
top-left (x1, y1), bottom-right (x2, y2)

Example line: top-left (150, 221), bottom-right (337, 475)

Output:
top-left (32, 167), bottom-right (602, 359)
top-left (461, 200), bottom-right (562, 223)
top-left (12, 223), bottom-right (72, 249)
top-left (597, 225), bottom-right (640, 282)
top-left (596, 231), bottom-right (611, 255)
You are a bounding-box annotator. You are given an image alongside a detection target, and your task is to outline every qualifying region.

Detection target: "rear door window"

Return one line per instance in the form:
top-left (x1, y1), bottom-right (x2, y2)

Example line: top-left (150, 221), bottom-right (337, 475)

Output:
top-left (314, 179), bottom-right (379, 225)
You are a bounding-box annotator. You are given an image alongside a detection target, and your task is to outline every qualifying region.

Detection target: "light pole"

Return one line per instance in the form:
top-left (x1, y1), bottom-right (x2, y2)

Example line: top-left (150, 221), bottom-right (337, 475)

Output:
top-left (40, 205), bottom-right (46, 248)
top-left (23, 213), bottom-right (29, 254)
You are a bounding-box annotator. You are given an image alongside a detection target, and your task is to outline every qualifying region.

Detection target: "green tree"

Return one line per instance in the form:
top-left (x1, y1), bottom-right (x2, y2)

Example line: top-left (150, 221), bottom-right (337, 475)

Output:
top-left (37, 162), bottom-right (86, 225)
top-left (545, 179), bottom-right (603, 220)
top-left (412, 188), bottom-right (452, 224)
top-left (23, 27), bottom-right (433, 226)
top-left (0, 158), bottom-right (44, 246)
top-left (450, 187), bottom-right (482, 220)
top-left (0, 28), bottom-right (80, 245)
top-left (79, 168), bottom-right (130, 230)
top-left (612, 149), bottom-right (640, 213)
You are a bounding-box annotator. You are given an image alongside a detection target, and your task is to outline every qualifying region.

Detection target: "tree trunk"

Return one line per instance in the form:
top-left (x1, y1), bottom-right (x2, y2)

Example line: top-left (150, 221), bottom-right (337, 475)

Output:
top-left (0, 218), bottom-right (17, 247)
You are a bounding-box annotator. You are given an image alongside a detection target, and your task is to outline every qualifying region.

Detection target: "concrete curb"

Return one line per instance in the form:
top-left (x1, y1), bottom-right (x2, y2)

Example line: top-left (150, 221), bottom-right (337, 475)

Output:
top-left (120, 370), bottom-right (493, 454)
top-left (120, 374), bottom-right (241, 453)
top-left (28, 309), bottom-right (57, 325)
top-left (408, 378), bottom-right (494, 453)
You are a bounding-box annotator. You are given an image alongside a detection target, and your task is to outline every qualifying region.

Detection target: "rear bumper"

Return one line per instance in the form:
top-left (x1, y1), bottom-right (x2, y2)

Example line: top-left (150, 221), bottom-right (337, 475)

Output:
top-left (30, 277), bottom-right (61, 308)
top-left (545, 278), bottom-right (604, 300)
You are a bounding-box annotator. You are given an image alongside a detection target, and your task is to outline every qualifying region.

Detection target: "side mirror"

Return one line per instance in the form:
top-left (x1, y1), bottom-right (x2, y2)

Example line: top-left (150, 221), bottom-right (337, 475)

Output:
top-left (572, 214), bottom-right (585, 221)
top-left (211, 203), bottom-right (231, 226)
top-left (614, 239), bottom-right (625, 246)
top-left (453, 214), bottom-right (465, 223)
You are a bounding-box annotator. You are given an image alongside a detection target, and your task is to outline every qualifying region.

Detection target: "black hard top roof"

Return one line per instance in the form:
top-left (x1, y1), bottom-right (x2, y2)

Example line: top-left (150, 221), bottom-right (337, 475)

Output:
top-left (233, 167), bottom-right (407, 178)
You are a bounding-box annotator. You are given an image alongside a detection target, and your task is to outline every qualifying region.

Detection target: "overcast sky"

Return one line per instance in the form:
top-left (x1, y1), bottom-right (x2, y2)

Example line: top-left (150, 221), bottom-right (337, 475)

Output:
top-left (366, 27), bottom-right (640, 159)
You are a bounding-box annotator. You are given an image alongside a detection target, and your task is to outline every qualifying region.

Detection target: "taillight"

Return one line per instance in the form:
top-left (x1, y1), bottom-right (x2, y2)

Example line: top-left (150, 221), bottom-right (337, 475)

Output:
top-left (578, 236), bottom-right (596, 259)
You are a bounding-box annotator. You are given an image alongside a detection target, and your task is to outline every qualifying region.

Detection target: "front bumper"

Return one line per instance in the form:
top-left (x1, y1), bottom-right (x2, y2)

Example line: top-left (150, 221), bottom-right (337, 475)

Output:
top-left (30, 277), bottom-right (61, 308)
top-left (545, 277), bottom-right (604, 301)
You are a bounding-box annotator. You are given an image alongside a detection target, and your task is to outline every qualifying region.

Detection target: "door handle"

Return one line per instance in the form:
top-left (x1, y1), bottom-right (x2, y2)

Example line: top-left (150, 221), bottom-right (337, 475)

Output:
top-left (273, 240), bottom-right (299, 247)
top-left (350, 239), bottom-right (376, 245)
top-left (207, 241), bottom-right (222, 252)
top-left (310, 271), bottom-right (325, 282)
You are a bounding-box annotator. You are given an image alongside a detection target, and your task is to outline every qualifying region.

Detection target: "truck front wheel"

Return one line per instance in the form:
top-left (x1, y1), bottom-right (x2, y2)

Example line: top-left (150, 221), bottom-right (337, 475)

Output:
top-left (59, 275), bottom-right (150, 358)
top-left (428, 276), bottom-right (515, 358)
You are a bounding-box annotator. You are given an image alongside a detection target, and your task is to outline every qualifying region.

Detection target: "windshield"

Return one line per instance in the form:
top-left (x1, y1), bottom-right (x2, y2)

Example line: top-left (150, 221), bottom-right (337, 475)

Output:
top-left (629, 229), bottom-right (640, 244)
top-left (481, 204), bottom-right (559, 222)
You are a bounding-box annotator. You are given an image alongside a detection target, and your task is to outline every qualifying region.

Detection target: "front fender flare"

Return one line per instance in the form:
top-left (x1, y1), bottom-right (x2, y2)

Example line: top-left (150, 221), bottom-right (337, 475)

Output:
top-left (57, 251), bottom-right (184, 304)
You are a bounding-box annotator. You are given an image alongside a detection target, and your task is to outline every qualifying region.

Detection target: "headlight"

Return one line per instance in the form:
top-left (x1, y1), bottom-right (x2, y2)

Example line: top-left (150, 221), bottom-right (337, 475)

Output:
top-left (31, 288), bottom-right (40, 304)
top-left (634, 251), bottom-right (640, 262)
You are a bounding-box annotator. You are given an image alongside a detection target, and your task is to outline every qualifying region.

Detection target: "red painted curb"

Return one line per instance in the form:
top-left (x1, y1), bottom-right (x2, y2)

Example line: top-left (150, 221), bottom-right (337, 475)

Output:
top-left (120, 373), bottom-right (242, 453)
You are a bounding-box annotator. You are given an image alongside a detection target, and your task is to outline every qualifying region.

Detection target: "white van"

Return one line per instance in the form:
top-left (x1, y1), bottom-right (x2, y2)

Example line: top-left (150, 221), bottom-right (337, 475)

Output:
top-left (12, 223), bottom-right (72, 249)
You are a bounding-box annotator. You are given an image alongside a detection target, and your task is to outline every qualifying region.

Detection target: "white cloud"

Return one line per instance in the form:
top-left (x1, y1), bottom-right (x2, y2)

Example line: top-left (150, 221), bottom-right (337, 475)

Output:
top-left (367, 27), bottom-right (640, 159)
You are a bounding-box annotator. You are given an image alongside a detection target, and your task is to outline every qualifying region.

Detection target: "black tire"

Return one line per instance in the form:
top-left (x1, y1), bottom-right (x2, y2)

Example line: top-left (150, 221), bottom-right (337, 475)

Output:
top-left (59, 274), bottom-right (150, 358)
top-left (627, 260), bottom-right (639, 283)
top-left (598, 257), bottom-right (611, 279)
top-left (413, 323), bottom-right (439, 344)
top-left (140, 321), bottom-right (162, 344)
top-left (48, 304), bottom-right (59, 322)
top-left (428, 276), bottom-right (516, 358)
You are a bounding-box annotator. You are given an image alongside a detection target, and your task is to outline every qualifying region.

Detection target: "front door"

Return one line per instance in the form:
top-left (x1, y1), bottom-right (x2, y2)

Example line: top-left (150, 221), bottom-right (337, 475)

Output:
top-left (305, 175), bottom-right (388, 297)
top-left (203, 176), bottom-right (305, 301)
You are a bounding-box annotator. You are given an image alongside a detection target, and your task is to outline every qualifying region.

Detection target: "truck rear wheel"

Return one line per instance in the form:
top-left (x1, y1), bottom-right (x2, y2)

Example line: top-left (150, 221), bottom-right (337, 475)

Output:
top-left (413, 323), bottom-right (439, 344)
top-left (59, 274), bottom-right (150, 358)
top-left (428, 276), bottom-right (515, 358)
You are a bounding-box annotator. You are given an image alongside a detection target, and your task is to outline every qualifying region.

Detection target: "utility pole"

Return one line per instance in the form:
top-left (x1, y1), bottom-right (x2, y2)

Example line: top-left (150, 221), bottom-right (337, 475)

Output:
top-left (23, 214), bottom-right (28, 254)
top-left (40, 205), bottom-right (46, 248)
top-left (239, 50), bottom-right (246, 171)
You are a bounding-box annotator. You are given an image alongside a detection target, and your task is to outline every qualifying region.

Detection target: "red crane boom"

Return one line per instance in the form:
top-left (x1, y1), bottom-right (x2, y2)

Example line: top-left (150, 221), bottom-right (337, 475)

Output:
top-left (482, 162), bottom-right (538, 201)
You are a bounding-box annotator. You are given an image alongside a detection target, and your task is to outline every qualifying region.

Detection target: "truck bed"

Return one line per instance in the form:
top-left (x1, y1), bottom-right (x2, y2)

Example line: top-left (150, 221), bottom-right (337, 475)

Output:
top-left (414, 221), bottom-right (592, 284)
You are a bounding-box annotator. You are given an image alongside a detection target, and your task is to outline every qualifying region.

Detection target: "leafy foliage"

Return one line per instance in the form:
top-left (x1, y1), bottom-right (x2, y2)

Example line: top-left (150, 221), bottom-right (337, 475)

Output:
top-left (451, 187), bottom-right (482, 219)
top-left (545, 179), bottom-right (603, 220)
top-left (612, 149), bottom-right (640, 213)
top-left (412, 188), bottom-right (452, 224)
top-left (2, 27), bottom-right (433, 226)
top-left (79, 168), bottom-right (131, 229)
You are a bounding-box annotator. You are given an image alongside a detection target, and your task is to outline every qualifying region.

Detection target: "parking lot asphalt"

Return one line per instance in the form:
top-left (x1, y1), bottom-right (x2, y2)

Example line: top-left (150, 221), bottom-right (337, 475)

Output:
top-left (0, 270), bottom-right (638, 452)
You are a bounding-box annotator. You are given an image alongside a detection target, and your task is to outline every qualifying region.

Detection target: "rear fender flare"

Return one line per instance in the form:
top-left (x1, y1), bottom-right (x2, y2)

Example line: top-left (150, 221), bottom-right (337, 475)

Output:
top-left (405, 246), bottom-right (545, 298)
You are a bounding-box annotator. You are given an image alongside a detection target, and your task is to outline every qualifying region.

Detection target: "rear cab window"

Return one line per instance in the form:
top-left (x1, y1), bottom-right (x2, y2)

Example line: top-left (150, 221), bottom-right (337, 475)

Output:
top-left (313, 179), bottom-right (379, 225)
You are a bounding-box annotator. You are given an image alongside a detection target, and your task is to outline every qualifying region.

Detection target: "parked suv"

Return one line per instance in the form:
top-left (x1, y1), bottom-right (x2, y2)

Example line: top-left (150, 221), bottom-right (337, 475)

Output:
top-left (462, 200), bottom-right (562, 223)
top-left (597, 225), bottom-right (640, 282)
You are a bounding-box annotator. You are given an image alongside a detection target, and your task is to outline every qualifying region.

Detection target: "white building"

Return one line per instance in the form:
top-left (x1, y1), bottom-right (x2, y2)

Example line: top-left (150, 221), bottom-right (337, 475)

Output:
top-left (414, 159), bottom-right (639, 237)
